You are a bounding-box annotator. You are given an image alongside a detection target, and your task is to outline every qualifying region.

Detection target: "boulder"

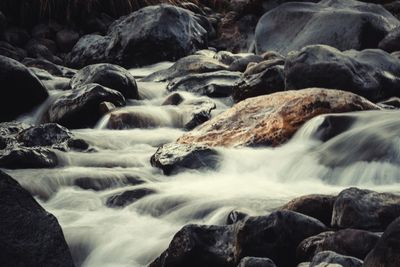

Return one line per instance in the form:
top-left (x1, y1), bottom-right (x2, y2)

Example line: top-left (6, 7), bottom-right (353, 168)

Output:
top-left (297, 229), bottom-right (380, 262)
top-left (0, 147), bottom-right (58, 169)
top-left (228, 55), bottom-right (263, 72)
top-left (3, 27), bottom-right (30, 47)
top-left (56, 29), bottom-right (80, 53)
top-left (0, 170), bottom-right (75, 267)
top-left (285, 45), bottom-right (400, 102)
top-left (255, 0), bottom-right (400, 55)
top-left (70, 63), bottom-right (139, 99)
top-left (332, 187), bottom-right (400, 231)
top-left (106, 188), bottom-right (156, 208)
top-left (234, 210), bottom-right (327, 267)
top-left (149, 224), bottom-right (235, 267)
top-left (363, 216), bottom-right (400, 267)
top-left (281, 194), bottom-right (336, 226)
top-left (310, 251), bottom-right (362, 267)
top-left (167, 70), bottom-right (242, 97)
top-left (23, 58), bottom-right (77, 78)
top-left (73, 175), bottom-right (143, 191)
top-left (0, 41), bottom-right (27, 61)
top-left (237, 257), bottom-right (277, 267)
top-left (0, 55), bottom-right (48, 122)
top-left (150, 143), bottom-right (220, 175)
top-left (25, 42), bottom-right (61, 64)
top-left (177, 88), bottom-right (379, 147)
top-left (44, 83), bottom-right (126, 128)
top-left (379, 26), bottom-right (400, 52)
top-left (106, 4), bottom-right (209, 67)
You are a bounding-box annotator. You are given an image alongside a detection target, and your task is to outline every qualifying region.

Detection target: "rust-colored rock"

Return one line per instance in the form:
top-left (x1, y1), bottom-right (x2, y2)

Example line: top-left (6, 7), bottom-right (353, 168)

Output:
top-left (177, 88), bottom-right (380, 147)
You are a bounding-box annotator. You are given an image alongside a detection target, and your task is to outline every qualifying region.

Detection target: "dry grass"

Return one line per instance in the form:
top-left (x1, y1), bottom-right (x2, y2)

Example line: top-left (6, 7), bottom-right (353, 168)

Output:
top-left (0, 0), bottom-right (228, 26)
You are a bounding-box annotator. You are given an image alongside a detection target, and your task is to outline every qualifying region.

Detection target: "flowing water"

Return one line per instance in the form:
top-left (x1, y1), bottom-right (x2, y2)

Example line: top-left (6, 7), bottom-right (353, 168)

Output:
top-left (4, 65), bottom-right (400, 267)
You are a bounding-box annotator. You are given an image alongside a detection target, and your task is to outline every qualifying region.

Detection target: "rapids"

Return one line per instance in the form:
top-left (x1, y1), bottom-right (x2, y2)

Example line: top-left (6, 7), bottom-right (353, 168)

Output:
top-left (3, 64), bottom-right (400, 267)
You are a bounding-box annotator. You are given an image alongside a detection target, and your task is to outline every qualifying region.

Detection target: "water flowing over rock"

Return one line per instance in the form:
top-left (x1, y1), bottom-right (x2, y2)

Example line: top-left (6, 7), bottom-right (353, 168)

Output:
top-left (309, 251), bottom-right (363, 267)
top-left (44, 83), bottom-right (126, 128)
top-left (0, 55), bottom-right (48, 122)
top-left (0, 170), bottom-right (75, 267)
top-left (255, 0), bottom-right (400, 55)
top-left (237, 257), bottom-right (277, 267)
top-left (178, 88), bottom-right (379, 147)
top-left (285, 45), bottom-right (400, 102)
top-left (70, 63), bottom-right (139, 99)
top-left (106, 188), bottom-right (156, 208)
top-left (363, 217), bottom-right (400, 267)
top-left (332, 187), bottom-right (400, 231)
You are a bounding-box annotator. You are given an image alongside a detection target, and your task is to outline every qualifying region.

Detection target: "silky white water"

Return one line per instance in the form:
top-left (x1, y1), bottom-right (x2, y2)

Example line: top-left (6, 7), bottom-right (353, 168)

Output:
top-left (5, 65), bottom-right (400, 267)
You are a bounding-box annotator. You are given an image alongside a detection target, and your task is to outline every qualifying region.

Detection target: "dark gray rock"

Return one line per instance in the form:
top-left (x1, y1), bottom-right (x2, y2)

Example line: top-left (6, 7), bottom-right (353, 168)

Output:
top-left (285, 45), bottom-right (400, 102)
top-left (23, 58), bottom-right (77, 78)
top-left (3, 27), bottom-right (30, 47)
top-left (0, 41), bottom-right (27, 61)
top-left (255, 0), bottom-right (400, 55)
top-left (73, 175), bottom-right (143, 191)
top-left (228, 55), bottom-right (263, 72)
top-left (310, 251), bottom-right (362, 267)
top-left (0, 170), bottom-right (75, 267)
top-left (106, 188), bottom-right (156, 208)
top-left (0, 55), bottom-right (48, 122)
top-left (0, 147), bottom-right (58, 169)
top-left (56, 29), bottom-right (80, 53)
top-left (237, 257), bottom-right (277, 267)
top-left (379, 26), bottom-right (400, 53)
top-left (25, 41), bottom-right (62, 64)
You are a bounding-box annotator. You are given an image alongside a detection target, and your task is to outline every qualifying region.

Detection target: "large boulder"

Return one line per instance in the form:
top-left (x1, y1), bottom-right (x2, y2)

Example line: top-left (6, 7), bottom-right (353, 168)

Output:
top-left (310, 251), bottom-right (363, 267)
top-left (255, 0), bottom-right (400, 55)
top-left (0, 170), bottom-right (75, 266)
top-left (0, 55), bottom-right (48, 121)
top-left (285, 45), bottom-right (400, 102)
top-left (44, 83), bottom-right (126, 128)
top-left (177, 88), bottom-right (379, 147)
top-left (332, 187), bottom-right (400, 231)
top-left (363, 216), bottom-right (400, 267)
top-left (106, 4), bottom-right (209, 67)
top-left (70, 63), bottom-right (139, 99)
top-left (234, 210), bottom-right (327, 267)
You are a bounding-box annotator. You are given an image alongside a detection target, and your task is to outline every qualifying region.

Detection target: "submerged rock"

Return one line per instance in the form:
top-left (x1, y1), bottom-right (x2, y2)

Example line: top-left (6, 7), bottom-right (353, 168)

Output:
top-left (0, 55), bottom-right (48, 122)
top-left (106, 188), bottom-right (156, 208)
top-left (177, 88), bottom-right (379, 147)
top-left (0, 170), bottom-right (75, 266)
top-left (285, 45), bottom-right (400, 101)
top-left (255, 0), bottom-right (399, 55)
top-left (150, 143), bottom-right (220, 175)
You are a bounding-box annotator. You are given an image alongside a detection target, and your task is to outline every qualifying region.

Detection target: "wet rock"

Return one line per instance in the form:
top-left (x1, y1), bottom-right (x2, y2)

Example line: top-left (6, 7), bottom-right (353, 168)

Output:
top-left (237, 257), bottom-right (277, 267)
top-left (310, 251), bottom-right (362, 267)
top-left (16, 123), bottom-right (71, 147)
top-left (363, 216), bottom-right (400, 267)
top-left (106, 4), bottom-right (209, 67)
top-left (297, 229), bottom-right (380, 262)
top-left (150, 143), bottom-right (220, 175)
top-left (232, 65), bottom-right (285, 103)
top-left (227, 210), bottom-right (249, 225)
top-left (281, 194), bottom-right (336, 226)
top-left (67, 34), bottom-right (111, 68)
top-left (106, 188), bottom-right (156, 208)
top-left (244, 57), bottom-right (285, 76)
top-left (82, 13), bottom-right (113, 35)
top-left (0, 170), bottom-right (75, 267)
top-left (177, 88), bottom-right (379, 147)
top-left (25, 42), bottom-right (62, 64)
top-left (70, 63), bottom-right (139, 99)
top-left (44, 83), bottom-right (125, 128)
top-left (74, 175), bottom-right (143, 191)
top-left (149, 224), bottom-right (235, 267)
top-left (23, 58), bottom-right (77, 78)
top-left (0, 55), bottom-right (48, 122)
top-left (26, 37), bottom-right (57, 54)
top-left (0, 147), bottom-right (58, 169)
top-left (332, 187), bottom-right (400, 231)
top-left (167, 70), bottom-right (242, 97)
top-left (99, 101), bottom-right (117, 115)
top-left (285, 45), bottom-right (400, 102)
top-left (234, 210), bottom-right (327, 267)
top-left (181, 98), bottom-right (216, 130)
top-left (142, 54), bottom-right (228, 82)
top-left (3, 27), bottom-right (30, 47)
top-left (255, 0), bottom-right (399, 55)
top-left (378, 97), bottom-right (400, 109)
top-left (162, 93), bottom-right (184, 106)
top-left (56, 29), bottom-right (80, 53)
top-left (379, 26), bottom-right (400, 53)
top-left (229, 55), bottom-right (263, 72)
top-left (0, 41), bottom-right (27, 61)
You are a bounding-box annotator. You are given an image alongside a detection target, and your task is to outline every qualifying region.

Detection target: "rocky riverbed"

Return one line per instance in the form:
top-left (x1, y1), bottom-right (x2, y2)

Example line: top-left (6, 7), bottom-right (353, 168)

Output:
top-left (1, 0), bottom-right (400, 267)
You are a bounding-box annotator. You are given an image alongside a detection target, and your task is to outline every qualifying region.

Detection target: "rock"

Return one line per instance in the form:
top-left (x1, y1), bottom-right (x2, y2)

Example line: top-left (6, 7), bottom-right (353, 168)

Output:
top-left (0, 41), bottom-right (27, 61)
top-left (244, 57), bottom-right (285, 76)
top-left (150, 143), bottom-right (220, 175)
top-left (106, 188), bottom-right (156, 208)
top-left (0, 170), bottom-right (75, 266)
top-left (297, 229), bottom-right (380, 262)
top-left (180, 98), bottom-right (216, 130)
top-left (99, 101), bottom-right (117, 115)
top-left (227, 210), bottom-right (249, 225)
top-left (23, 58), bottom-right (77, 78)
top-left (379, 26), bottom-right (400, 52)
top-left (31, 24), bottom-right (55, 39)
top-left (237, 257), bottom-right (277, 267)
top-left (281, 194), bottom-right (336, 227)
top-left (332, 187), bottom-right (400, 231)
top-left (27, 37), bottom-right (58, 53)
top-left (106, 4), bottom-right (209, 67)
top-left (310, 251), bottom-right (362, 267)
top-left (234, 210), bottom-right (327, 267)
top-left (25, 41), bottom-right (62, 64)
top-left (363, 216), bottom-right (400, 267)
top-left (0, 55), bottom-right (48, 122)
top-left (255, 0), bottom-right (400, 55)
top-left (229, 55), bottom-right (263, 72)
top-left (149, 224), bottom-right (235, 267)
top-left (3, 27), bottom-right (30, 47)
top-left (67, 34), bottom-right (111, 68)
top-left (82, 13), bottom-right (113, 35)
top-left (16, 123), bottom-right (71, 147)
top-left (73, 175), bottom-right (143, 191)
top-left (232, 65), bottom-right (285, 103)
top-left (162, 93), bottom-right (184, 106)
top-left (142, 54), bottom-right (228, 82)
top-left (285, 45), bottom-right (400, 102)
top-left (44, 83), bottom-right (125, 128)
top-left (167, 70), bottom-right (242, 97)
top-left (378, 97), bottom-right (400, 109)
top-left (56, 29), bottom-right (80, 53)
top-left (0, 147), bottom-right (58, 169)
top-left (70, 63), bottom-right (139, 99)
top-left (177, 88), bottom-right (379, 147)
